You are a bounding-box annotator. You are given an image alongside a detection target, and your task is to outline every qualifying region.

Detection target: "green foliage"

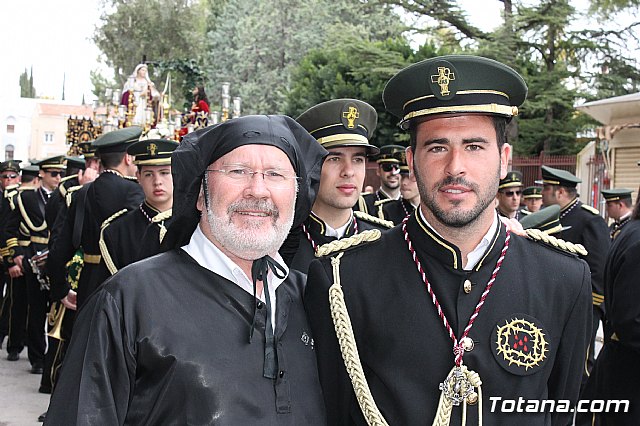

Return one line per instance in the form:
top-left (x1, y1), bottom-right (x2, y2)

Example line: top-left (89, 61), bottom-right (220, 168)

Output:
top-left (19, 68), bottom-right (36, 98)
top-left (286, 36), bottom-right (448, 147)
top-left (203, 0), bottom-right (406, 115)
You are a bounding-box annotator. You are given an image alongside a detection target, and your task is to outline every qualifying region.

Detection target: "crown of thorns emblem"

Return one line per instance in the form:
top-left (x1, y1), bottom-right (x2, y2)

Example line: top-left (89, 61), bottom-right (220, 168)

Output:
top-left (496, 318), bottom-right (548, 370)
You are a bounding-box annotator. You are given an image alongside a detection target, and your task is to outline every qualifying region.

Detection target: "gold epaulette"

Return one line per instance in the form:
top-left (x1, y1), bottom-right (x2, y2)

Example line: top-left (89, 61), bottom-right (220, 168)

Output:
top-left (99, 208), bottom-right (129, 276)
top-left (373, 198), bottom-right (395, 207)
top-left (581, 204), bottom-right (600, 215)
top-left (315, 229), bottom-right (381, 257)
top-left (124, 175), bottom-right (138, 182)
top-left (353, 210), bottom-right (394, 229)
top-left (151, 209), bottom-right (172, 223)
top-left (525, 228), bottom-right (588, 256)
top-left (65, 185), bottom-right (83, 208)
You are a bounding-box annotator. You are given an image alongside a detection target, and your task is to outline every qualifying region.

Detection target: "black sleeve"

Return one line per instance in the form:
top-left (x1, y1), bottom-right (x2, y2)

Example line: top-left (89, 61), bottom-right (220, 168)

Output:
top-left (304, 258), bottom-right (356, 425)
top-left (47, 193), bottom-right (80, 301)
top-left (1, 195), bottom-right (24, 265)
top-left (44, 288), bottom-right (134, 425)
top-left (607, 238), bottom-right (640, 350)
top-left (582, 216), bottom-right (611, 310)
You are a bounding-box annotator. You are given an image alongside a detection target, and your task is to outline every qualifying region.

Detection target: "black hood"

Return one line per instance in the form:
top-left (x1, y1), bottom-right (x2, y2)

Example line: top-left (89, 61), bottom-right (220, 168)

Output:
top-left (162, 115), bottom-right (328, 249)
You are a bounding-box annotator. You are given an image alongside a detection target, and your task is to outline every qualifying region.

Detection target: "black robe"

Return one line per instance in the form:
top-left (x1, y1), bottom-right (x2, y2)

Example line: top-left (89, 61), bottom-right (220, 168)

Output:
top-left (45, 249), bottom-right (326, 425)
top-left (305, 211), bottom-right (592, 425)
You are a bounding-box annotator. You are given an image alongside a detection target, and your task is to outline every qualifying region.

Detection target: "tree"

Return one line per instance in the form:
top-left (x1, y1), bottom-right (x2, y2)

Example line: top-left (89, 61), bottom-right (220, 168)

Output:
top-left (93, 0), bottom-right (207, 107)
top-left (286, 35), bottom-right (448, 147)
top-left (203, 0), bottom-right (406, 115)
top-left (19, 67), bottom-right (36, 98)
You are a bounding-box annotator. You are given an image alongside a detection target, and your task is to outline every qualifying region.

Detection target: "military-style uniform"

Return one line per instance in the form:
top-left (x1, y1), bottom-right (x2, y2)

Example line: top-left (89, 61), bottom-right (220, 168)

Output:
top-left (290, 98), bottom-right (383, 273)
top-left (377, 150), bottom-right (418, 225)
top-left (496, 171), bottom-right (523, 220)
top-left (519, 186), bottom-right (543, 217)
top-left (99, 138), bottom-right (177, 274)
top-left (601, 188), bottom-right (634, 240)
top-left (48, 127), bottom-right (145, 309)
top-left (289, 211), bottom-right (392, 273)
top-left (306, 55), bottom-right (592, 425)
top-left (306, 212), bottom-right (592, 425)
top-left (540, 165), bottom-right (611, 381)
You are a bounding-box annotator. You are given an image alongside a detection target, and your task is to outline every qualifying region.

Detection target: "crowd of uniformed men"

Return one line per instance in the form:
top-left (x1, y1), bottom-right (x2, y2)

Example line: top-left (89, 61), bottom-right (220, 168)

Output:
top-left (0, 54), bottom-right (638, 425)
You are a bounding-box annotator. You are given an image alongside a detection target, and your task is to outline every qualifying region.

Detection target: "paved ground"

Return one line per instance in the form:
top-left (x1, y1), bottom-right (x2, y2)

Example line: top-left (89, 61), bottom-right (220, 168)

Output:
top-left (0, 340), bottom-right (49, 426)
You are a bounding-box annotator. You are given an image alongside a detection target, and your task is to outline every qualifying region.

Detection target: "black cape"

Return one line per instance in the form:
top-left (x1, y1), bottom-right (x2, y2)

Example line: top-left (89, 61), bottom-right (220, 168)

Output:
top-left (45, 249), bottom-right (326, 425)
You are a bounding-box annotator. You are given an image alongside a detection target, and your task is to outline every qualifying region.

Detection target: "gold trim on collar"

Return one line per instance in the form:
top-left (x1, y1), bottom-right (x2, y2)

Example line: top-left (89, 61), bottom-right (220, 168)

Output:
top-left (415, 211), bottom-right (458, 269)
top-left (309, 212), bottom-right (326, 235)
top-left (403, 89), bottom-right (510, 110)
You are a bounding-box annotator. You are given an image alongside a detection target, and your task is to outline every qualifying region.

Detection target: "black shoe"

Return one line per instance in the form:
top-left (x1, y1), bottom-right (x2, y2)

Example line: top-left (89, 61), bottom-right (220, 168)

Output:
top-left (7, 351), bottom-right (19, 361)
top-left (31, 364), bottom-right (44, 374)
top-left (38, 411), bottom-right (47, 422)
top-left (38, 384), bottom-right (52, 394)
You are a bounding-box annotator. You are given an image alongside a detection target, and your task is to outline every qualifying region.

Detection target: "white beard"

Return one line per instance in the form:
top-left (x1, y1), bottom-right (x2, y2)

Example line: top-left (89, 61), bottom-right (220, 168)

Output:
top-left (205, 198), bottom-right (295, 261)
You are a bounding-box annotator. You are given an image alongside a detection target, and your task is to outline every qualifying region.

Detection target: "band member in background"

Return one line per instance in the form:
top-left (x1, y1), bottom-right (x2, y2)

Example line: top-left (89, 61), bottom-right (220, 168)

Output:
top-left (288, 98), bottom-right (392, 273)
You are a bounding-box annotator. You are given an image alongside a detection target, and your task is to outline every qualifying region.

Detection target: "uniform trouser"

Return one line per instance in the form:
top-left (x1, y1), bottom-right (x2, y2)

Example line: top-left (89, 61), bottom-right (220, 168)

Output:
top-left (23, 263), bottom-right (49, 367)
top-left (50, 309), bottom-right (74, 391)
top-left (5, 274), bottom-right (27, 354)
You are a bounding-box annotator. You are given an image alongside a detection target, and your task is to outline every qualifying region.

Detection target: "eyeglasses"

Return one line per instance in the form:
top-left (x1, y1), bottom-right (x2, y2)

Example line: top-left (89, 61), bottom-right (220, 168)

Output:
top-left (501, 190), bottom-right (522, 197)
top-left (0, 174), bottom-right (18, 179)
top-left (381, 164), bottom-right (400, 172)
top-left (207, 166), bottom-right (298, 189)
top-left (45, 171), bottom-right (65, 178)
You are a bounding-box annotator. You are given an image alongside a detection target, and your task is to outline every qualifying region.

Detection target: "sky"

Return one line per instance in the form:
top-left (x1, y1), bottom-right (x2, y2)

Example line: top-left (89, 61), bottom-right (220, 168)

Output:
top-left (0, 1), bottom-right (635, 105)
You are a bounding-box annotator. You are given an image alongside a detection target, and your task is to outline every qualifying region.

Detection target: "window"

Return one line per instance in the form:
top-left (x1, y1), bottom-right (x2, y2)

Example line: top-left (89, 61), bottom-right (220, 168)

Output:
top-left (6, 124), bottom-right (14, 134)
top-left (44, 132), bottom-right (54, 144)
top-left (5, 144), bottom-right (14, 160)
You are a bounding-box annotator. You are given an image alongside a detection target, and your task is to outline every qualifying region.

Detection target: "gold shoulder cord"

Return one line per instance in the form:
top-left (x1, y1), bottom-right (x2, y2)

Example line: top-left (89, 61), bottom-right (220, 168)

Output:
top-left (353, 211), bottom-right (394, 229)
top-left (99, 209), bottom-right (129, 275)
top-left (525, 228), bottom-right (588, 256)
top-left (328, 252), bottom-right (390, 426)
top-left (17, 193), bottom-right (47, 232)
top-left (65, 185), bottom-right (82, 208)
top-left (151, 209), bottom-right (172, 244)
top-left (315, 229), bottom-right (382, 257)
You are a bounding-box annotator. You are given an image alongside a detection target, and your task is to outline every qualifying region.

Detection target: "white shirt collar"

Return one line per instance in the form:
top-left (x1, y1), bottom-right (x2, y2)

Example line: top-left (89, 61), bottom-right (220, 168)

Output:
top-left (181, 225), bottom-right (288, 330)
top-left (316, 211), bottom-right (353, 239)
top-left (418, 209), bottom-right (499, 271)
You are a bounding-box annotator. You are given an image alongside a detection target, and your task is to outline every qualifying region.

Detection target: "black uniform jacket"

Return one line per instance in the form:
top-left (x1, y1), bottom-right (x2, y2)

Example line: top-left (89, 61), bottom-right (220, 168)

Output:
top-left (101, 202), bottom-right (173, 273)
top-left (7, 187), bottom-right (50, 259)
top-left (289, 212), bottom-right (391, 274)
top-left (356, 190), bottom-right (390, 215)
top-left (45, 249), bottom-right (326, 426)
top-left (558, 198), bottom-right (610, 313)
top-left (380, 198), bottom-right (415, 225)
top-left (305, 211), bottom-right (592, 425)
top-left (586, 219), bottom-right (640, 424)
top-left (48, 172), bottom-right (143, 305)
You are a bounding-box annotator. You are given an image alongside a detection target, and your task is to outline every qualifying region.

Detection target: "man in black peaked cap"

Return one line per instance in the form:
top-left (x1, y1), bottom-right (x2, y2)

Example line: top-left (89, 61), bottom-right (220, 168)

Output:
top-left (45, 115), bottom-right (328, 425)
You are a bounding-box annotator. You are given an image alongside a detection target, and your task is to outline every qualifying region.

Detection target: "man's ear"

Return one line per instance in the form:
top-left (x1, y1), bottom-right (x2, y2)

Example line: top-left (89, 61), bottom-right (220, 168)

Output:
top-left (499, 143), bottom-right (511, 179)
top-left (196, 183), bottom-right (205, 213)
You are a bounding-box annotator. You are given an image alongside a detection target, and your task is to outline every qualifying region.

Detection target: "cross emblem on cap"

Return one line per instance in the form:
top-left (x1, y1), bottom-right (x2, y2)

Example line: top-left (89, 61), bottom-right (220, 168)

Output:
top-left (342, 106), bottom-right (360, 129)
top-left (148, 143), bottom-right (158, 156)
top-left (431, 67), bottom-right (456, 97)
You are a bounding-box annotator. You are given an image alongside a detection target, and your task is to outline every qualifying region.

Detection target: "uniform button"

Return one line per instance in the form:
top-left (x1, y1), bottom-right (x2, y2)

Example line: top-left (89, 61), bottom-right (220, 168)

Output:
top-left (279, 370), bottom-right (285, 378)
top-left (463, 279), bottom-right (472, 294)
top-left (461, 337), bottom-right (474, 352)
top-left (257, 301), bottom-right (264, 309)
